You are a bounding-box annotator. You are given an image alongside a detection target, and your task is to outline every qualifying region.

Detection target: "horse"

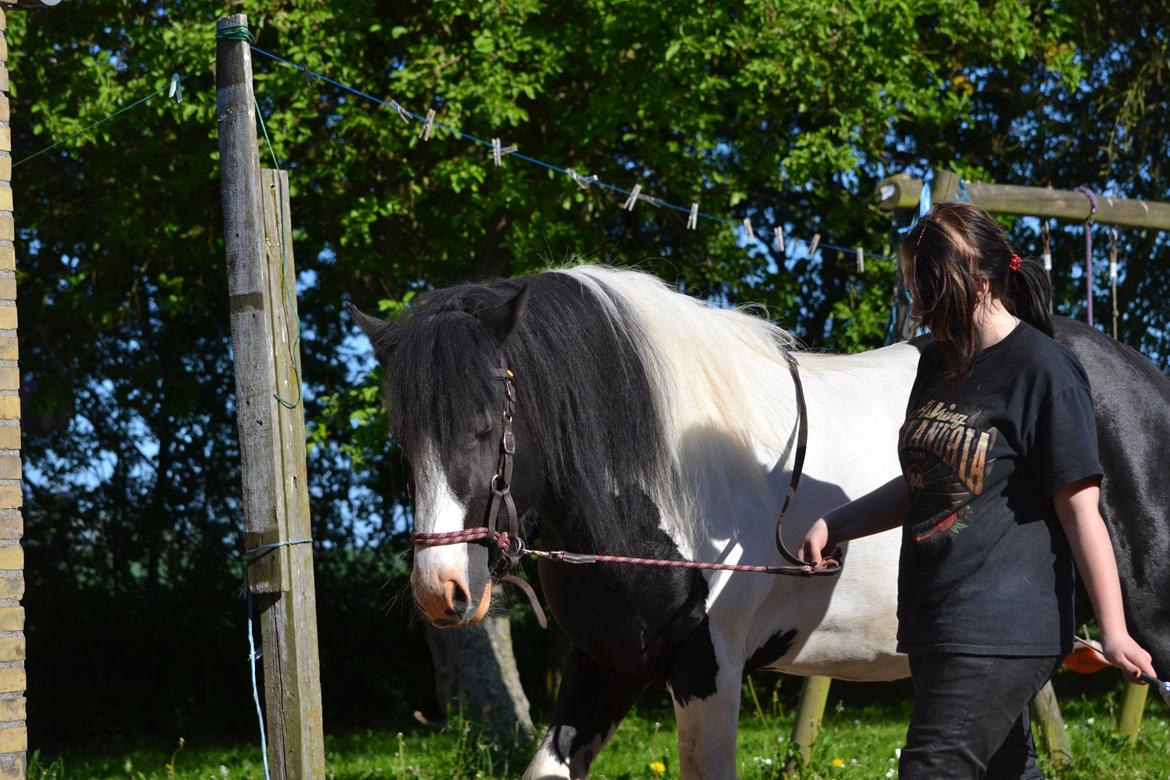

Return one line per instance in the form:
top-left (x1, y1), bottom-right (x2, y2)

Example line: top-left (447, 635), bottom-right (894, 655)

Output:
top-left (350, 265), bottom-right (1169, 779)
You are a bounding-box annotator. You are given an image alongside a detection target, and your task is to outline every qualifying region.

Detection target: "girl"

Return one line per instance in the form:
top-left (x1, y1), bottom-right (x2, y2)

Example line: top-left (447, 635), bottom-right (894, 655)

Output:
top-left (798, 201), bottom-right (1155, 779)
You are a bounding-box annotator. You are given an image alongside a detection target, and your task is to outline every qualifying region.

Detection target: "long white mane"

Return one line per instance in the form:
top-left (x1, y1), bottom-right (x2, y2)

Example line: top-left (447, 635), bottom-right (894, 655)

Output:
top-left (556, 266), bottom-right (804, 555)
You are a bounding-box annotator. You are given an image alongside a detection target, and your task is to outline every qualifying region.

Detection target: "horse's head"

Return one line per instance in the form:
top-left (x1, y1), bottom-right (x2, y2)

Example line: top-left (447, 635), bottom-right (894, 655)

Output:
top-left (350, 283), bottom-right (538, 627)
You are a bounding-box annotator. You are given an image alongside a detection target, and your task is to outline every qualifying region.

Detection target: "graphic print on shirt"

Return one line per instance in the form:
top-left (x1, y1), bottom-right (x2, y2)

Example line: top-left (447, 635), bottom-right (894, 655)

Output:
top-left (899, 400), bottom-right (999, 544)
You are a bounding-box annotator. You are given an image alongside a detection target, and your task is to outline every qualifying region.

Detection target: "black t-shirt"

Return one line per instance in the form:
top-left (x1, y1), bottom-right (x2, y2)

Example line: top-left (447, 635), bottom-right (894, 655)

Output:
top-left (896, 321), bottom-right (1102, 656)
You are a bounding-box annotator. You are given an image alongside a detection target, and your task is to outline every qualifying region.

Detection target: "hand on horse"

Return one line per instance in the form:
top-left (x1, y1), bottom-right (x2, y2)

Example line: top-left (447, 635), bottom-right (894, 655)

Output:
top-left (1100, 630), bottom-right (1158, 685)
top-left (798, 518), bottom-right (840, 572)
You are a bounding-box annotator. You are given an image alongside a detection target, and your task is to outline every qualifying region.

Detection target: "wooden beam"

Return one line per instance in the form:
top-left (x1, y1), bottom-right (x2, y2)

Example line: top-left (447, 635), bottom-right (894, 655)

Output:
top-left (876, 173), bottom-right (1170, 230)
top-left (874, 173), bottom-right (921, 211)
top-left (216, 15), bottom-right (325, 779)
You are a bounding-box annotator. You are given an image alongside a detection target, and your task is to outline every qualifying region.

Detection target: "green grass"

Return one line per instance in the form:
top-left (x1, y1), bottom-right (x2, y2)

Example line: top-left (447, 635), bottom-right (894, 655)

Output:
top-left (28, 683), bottom-right (1170, 779)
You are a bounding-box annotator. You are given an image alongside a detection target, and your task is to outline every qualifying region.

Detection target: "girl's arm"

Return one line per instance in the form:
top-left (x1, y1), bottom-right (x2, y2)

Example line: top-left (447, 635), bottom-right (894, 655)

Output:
top-left (798, 475), bottom-right (909, 569)
top-left (1054, 478), bottom-right (1157, 681)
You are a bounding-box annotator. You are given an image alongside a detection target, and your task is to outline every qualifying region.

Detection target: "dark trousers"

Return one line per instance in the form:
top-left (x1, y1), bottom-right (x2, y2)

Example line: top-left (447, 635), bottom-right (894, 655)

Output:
top-left (899, 653), bottom-right (1063, 780)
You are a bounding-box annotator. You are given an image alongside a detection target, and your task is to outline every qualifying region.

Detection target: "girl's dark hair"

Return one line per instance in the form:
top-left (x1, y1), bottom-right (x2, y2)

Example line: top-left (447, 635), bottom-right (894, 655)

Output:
top-left (900, 201), bottom-right (1052, 380)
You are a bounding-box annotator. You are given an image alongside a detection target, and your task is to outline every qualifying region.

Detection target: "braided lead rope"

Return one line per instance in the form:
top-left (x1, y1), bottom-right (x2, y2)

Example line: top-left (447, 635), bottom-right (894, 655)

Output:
top-left (412, 527), bottom-right (837, 575)
top-left (412, 528), bottom-right (511, 549)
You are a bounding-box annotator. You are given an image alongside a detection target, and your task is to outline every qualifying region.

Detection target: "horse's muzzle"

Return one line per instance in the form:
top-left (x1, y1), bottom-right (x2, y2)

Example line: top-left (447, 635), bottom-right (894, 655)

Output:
top-left (413, 576), bottom-right (493, 627)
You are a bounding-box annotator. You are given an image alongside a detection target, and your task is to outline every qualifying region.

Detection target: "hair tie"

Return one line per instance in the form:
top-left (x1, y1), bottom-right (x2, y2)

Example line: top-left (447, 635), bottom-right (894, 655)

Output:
top-left (1009, 253), bottom-right (1022, 273)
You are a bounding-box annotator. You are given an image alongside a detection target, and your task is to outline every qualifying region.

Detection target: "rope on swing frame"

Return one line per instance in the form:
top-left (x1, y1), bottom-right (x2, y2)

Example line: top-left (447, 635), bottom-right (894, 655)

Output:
top-left (1075, 186), bottom-right (1099, 327)
top-left (1108, 228), bottom-right (1119, 340)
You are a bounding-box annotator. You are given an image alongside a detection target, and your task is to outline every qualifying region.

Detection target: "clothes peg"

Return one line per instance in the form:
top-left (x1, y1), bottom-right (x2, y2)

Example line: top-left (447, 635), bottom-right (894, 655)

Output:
top-left (623, 184), bottom-right (643, 211)
top-left (388, 100), bottom-right (411, 123)
top-left (491, 138), bottom-right (518, 167)
top-left (808, 233), bottom-right (821, 258)
top-left (687, 203), bottom-right (699, 230)
top-left (168, 72), bottom-right (183, 103)
top-left (856, 247), bottom-right (865, 273)
top-left (566, 169), bottom-right (598, 189)
top-left (742, 218), bottom-right (754, 240)
top-left (421, 108), bottom-right (436, 141)
top-left (774, 226), bottom-right (785, 253)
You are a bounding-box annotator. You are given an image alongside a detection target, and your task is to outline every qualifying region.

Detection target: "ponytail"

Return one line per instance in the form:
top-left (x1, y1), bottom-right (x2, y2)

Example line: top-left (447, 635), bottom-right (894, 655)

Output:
top-left (1002, 256), bottom-right (1053, 337)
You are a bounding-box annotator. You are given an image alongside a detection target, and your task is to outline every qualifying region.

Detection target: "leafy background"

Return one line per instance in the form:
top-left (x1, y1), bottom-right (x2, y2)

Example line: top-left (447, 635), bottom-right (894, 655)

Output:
top-left (9, 0), bottom-right (1169, 749)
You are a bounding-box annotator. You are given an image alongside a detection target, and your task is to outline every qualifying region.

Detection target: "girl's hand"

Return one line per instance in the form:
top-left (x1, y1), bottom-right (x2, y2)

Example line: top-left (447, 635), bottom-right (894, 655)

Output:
top-left (1100, 631), bottom-right (1158, 684)
top-left (798, 518), bottom-right (833, 570)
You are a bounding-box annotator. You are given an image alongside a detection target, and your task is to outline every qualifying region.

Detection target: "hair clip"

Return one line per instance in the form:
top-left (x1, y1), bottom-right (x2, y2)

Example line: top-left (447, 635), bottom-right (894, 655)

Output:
top-left (1008, 253), bottom-right (1023, 273)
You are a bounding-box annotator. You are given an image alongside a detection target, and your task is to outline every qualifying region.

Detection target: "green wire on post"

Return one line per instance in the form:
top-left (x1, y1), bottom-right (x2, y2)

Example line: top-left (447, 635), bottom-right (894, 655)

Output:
top-left (215, 24), bottom-right (255, 43)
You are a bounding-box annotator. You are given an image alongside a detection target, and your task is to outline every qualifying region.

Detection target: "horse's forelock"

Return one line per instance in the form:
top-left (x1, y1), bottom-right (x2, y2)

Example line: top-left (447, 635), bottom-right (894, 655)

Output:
top-left (385, 293), bottom-right (504, 462)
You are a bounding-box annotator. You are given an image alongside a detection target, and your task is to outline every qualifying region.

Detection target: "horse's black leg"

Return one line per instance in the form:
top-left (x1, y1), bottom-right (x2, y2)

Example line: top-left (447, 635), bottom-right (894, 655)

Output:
top-left (522, 645), bottom-right (648, 780)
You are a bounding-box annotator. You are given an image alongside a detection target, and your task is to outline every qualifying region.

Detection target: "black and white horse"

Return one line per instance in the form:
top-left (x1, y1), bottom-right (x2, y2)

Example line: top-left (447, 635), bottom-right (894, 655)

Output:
top-left (351, 265), bottom-right (1168, 779)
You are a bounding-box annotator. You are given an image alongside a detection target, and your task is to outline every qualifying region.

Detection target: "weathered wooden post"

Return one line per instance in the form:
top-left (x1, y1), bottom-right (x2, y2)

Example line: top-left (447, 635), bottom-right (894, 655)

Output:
top-left (1032, 680), bottom-right (1073, 768)
top-left (787, 675), bottom-right (832, 774)
top-left (216, 14), bottom-right (326, 778)
top-left (1117, 680), bottom-right (1149, 744)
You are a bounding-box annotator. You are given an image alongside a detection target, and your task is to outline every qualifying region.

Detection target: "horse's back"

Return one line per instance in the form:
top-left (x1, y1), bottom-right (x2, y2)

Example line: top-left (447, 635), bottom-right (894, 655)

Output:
top-left (1054, 317), bottom-right (1170, 675)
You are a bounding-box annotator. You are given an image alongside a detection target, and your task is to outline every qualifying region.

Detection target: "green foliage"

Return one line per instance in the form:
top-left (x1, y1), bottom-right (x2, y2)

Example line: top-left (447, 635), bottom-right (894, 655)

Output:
top-left (10, 0), bottom-right (1170, 746)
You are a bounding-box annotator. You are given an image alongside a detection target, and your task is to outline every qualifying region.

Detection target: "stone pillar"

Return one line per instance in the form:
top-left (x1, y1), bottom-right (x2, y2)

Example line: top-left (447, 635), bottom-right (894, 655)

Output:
top-left (0, 4), bottom-right (26, 777)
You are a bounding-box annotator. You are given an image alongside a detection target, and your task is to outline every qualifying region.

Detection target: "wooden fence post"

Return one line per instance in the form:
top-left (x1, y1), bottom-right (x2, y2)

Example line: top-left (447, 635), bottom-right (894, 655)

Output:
top-left (1117, 680), bottom-right (1149, 744)
top-left (216, 15), bottom-right (325, 778)
top-left (1032, 680), bottom-right (1073, 768)
top-left (787, 675), bottom-right (832, 774)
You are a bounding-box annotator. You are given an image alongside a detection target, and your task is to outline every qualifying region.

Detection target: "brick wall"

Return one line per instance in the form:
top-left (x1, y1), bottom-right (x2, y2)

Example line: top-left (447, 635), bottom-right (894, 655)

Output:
top-left (0, 3), bottom-right (25, 777)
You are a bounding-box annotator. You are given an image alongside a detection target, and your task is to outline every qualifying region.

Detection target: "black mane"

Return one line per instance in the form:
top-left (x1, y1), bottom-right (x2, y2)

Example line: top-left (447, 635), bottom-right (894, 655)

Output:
top-left (382, 272), bottom-right (666, 521)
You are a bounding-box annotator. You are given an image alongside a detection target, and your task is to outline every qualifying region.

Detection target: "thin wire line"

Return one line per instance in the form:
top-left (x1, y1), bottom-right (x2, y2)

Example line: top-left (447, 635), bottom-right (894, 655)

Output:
top-left (14, 71), bottom-right (198, 168)
top-left (248, 45), bottom-right (893, 260)
top-left (246, 589), bottom-right (272, 780)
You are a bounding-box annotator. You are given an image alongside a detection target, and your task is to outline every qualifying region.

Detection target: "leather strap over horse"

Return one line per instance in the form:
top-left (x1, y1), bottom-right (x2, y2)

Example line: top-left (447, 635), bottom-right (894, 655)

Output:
top-left (410, 348), bottom-right (842, 629)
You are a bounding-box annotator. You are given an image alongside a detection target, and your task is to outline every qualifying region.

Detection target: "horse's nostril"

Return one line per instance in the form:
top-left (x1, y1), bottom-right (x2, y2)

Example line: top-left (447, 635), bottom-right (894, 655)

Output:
top-left (445, 581), bottom-right (471, 617)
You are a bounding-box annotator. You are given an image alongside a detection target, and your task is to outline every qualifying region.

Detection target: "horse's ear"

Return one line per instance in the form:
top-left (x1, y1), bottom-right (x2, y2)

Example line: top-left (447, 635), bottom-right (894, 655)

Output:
top-left (480, 284), bottom-right (530, 345)
top-left (347, 300), bottom-right (399, 363)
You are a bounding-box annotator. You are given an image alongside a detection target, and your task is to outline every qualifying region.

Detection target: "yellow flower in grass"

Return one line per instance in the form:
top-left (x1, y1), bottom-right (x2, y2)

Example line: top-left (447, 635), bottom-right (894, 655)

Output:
top-left (649, 760), bottom-right (667, 774)
top-left (831, 757), bottom-right (845, 767)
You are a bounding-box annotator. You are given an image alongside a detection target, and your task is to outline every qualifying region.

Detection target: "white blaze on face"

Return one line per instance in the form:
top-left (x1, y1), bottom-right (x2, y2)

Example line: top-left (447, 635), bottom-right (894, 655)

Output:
top-left (410, 441), bottom-right (471, 613)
